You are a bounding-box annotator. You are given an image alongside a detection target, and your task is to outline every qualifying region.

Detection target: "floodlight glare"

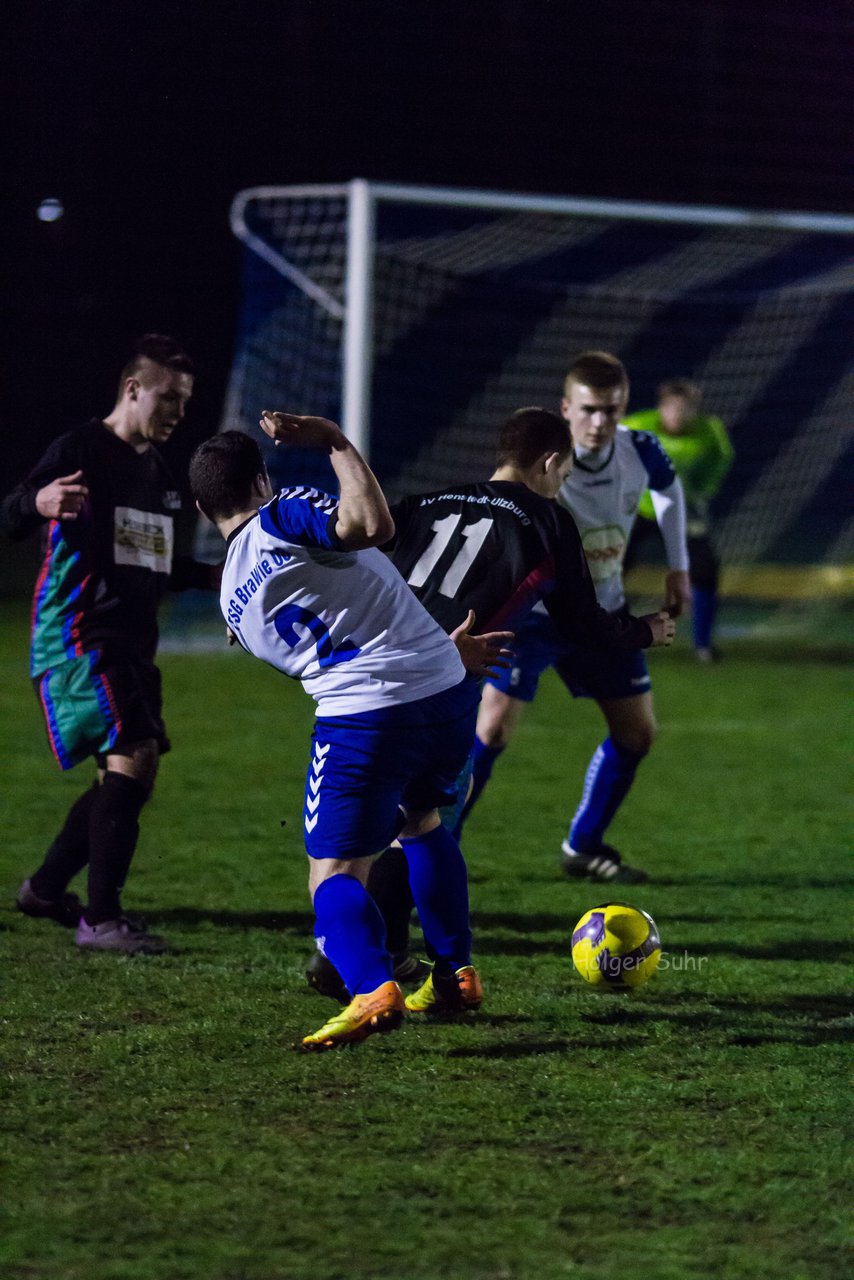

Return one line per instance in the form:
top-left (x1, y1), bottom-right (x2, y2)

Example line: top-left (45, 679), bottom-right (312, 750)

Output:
top-left (37, 198), bottom-right (64, 223)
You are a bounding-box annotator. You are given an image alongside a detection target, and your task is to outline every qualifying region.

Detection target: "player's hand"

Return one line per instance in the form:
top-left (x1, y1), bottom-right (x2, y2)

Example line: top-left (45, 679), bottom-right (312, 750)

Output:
top-left (226, 627), bottom-right (237, 646)
top-left (643, 610), bottom-right (676, 647)
top-left (450, 609), bottom-right (514, 678)
top-left (35, 471), bottom-right (88, 521)
top-left (260, 411), bottom-right (344, 450)
top-left (663, 570), bottom-right (691, 618)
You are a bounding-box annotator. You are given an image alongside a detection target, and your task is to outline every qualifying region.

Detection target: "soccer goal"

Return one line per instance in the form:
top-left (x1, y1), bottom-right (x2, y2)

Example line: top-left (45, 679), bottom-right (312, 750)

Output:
top-left (217, 179), bottom-right (853, 606)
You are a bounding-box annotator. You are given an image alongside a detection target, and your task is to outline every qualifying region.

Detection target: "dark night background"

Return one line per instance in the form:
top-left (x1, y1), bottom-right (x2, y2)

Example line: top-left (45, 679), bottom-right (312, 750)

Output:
top-left (5, 0), bottom-right (852, 545)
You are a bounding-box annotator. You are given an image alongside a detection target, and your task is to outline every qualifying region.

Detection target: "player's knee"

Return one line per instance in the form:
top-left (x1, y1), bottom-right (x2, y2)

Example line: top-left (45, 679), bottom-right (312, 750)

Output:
top-left (477, 697), bottom-right (518, 749)
top-left (399, 809), bottom-right (441, 840)
top-left (105, 740), bottom-right (159, 796)
top-left (615, 717), bottom-right (656, 757)
top-left (478, 717), bottom-right (511, 749)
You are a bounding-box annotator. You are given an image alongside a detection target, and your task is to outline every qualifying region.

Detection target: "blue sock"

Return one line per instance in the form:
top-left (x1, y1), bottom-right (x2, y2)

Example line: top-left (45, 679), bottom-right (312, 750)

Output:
top-left (400, 825), bottom-right (471, 974)
top-left (692, 587), bottom-right (717, 650)
top-left (568, 737), bottom-right (644, 853)
top-left (313, 874), bottom-right (392, 997)
top-left (452, 736), bottom-right (504, 839)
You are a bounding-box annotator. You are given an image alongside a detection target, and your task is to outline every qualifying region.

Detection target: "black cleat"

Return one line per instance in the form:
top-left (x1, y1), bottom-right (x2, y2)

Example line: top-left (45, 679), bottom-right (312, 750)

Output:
top-left (305, 948), bottom-right (433, 1004)
top-left (305, 950), bottom-right (350, 1003)
top-left (390, 951), bottom-right (433, 986)
top-left (16, 879), bottom-right (83, 928)
top-left (560, 842), bottom-right (649, 884)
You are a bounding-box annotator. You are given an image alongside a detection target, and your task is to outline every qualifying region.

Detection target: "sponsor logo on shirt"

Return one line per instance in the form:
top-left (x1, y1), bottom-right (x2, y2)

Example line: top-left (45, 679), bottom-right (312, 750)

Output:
top-left (580, 525), bottom-right (626, 583)
top-left (113, 507), bottom-right (174, 574)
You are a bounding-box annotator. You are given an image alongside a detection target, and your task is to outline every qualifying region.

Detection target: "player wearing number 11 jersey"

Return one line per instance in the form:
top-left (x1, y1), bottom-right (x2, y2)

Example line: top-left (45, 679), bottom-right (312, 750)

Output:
top-left (386, 413), bottom-right (659, 650)
top-left (304, 407), bottom-right (675, 1002)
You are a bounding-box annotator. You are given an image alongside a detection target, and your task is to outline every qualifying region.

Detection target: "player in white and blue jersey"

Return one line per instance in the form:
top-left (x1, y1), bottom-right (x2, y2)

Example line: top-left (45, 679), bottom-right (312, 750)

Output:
top-left (466, 352), bottom-right (691, 883)
top-left (190, 414), bottom-right (491, 1050)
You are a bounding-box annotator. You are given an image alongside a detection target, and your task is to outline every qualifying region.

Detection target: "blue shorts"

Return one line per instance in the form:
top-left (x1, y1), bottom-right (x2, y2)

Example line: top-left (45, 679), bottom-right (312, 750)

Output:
top-left (303, 678), bottom-right (480, 860)
top-left (487, 612), bottom-right (650, 703)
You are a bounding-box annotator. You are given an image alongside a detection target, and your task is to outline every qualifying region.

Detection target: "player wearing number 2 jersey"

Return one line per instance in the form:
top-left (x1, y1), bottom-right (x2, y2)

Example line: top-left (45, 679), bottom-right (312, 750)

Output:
top-left (190, 415), bottom-right (503, 1050)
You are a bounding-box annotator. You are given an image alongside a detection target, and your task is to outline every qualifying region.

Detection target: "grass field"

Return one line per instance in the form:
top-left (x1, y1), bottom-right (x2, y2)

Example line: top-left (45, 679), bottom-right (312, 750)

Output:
top-left (1, 597), bottom-right (851, 1280)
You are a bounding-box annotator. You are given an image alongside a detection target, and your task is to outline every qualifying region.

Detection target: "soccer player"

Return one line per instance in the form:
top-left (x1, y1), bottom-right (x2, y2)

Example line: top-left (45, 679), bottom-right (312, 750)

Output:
top-left (465, 351), bottom-right (691, 883)
top-left (190, 414), bottom-right (491, 1051)
top-left (624, 378), bottom-right (734, 661)
top-left (307, 406), bottom-right (675, 1000)
top-left (1, 335), bottom-right (215, 954)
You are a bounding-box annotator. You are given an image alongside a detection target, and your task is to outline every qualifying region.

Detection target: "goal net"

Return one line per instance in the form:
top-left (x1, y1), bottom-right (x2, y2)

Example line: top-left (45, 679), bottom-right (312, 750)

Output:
top-left (212, 180), bottom-right (854, 628)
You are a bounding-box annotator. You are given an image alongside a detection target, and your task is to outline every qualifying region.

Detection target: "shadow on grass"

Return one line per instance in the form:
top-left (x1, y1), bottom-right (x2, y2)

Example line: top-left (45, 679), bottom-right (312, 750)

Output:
top-left (145, 906), bottom-right (314, 932)
top-left (472, 914), bottom-right (853, 962)
top-left (447, 1035), bottom-right (650, 1059)
top-left (649, 876), bottom-right (854, 890)
top-left (664, 938), bottom-right (852, 962)
top-left (580, 990), bottom-right (852, 1047)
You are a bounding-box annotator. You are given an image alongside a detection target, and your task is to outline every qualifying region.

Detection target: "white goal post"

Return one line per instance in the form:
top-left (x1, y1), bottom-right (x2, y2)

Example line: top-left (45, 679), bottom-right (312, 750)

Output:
top-left (220, 179), bottom-right (854, 590)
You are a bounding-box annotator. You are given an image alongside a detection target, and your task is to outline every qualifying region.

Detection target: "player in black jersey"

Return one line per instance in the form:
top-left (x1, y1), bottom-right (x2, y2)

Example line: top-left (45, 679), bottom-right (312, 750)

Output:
top-left (1, 335), bottom-right (218, 953)
top-left (307, 407), bottom-right (674, 999)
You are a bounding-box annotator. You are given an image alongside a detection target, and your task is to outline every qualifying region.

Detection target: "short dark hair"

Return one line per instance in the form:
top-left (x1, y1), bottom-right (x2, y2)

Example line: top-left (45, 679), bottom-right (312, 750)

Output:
top-left (190, 431), bottom-right (265, 521)
top-left (658, 377), bottom-right (701, 405)
top-left (496, 407), bottom-right (572, 469)
top-left (564, 350), bottom-right (628, 397)
top-left (119, 334), bottom-right (194, 391)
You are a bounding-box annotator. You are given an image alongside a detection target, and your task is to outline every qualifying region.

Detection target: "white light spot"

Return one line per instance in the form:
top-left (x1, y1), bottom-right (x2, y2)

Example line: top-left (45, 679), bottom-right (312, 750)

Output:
top-left (37, 198), bottom-right (64, 223)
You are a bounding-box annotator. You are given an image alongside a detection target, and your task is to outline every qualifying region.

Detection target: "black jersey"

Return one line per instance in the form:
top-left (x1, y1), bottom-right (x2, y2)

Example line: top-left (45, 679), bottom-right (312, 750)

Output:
top-left (0, 420), bottom-right (206, 673)
top-left (387, 481), bottom-right (651, 651)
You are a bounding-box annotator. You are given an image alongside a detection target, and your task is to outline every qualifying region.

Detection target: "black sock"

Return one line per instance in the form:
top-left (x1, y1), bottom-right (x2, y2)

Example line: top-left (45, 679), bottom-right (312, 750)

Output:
top-left (366, 846), bottom-right (415, 956)
top-left (30, 782), bottom-right (100, 900)
top-left (84, 773), bottom-right (150, 925)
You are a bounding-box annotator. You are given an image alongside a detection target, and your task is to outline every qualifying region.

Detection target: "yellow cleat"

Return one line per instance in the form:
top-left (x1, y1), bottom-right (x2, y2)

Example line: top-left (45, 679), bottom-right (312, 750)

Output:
top-left (405, 964), bottom-right (483, 1014)
top-left (299, 980), bottom-right (405, 1052)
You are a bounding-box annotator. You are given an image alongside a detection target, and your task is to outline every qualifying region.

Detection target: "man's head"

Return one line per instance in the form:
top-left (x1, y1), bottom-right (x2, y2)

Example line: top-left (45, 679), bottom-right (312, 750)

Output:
top-left (495, 407), bottom-right (574, 498)
top-left (115, 334), bottom-right (195, 444)
top-left (561, 350), bottom-right (629, 452)
top-left (190, 431), bottom-right (271, 525)
top-left (657, 378), bottom-right (701, 435)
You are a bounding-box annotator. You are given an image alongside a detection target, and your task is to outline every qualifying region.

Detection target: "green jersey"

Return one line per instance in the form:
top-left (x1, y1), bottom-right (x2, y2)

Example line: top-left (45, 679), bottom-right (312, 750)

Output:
top-left (624, 409), bottom-right (734, 525)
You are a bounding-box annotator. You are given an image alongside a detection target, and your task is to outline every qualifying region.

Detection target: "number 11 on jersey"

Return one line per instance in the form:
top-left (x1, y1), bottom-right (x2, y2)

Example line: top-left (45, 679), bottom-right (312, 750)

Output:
top-left (406, 515), bottom-right (493, 599)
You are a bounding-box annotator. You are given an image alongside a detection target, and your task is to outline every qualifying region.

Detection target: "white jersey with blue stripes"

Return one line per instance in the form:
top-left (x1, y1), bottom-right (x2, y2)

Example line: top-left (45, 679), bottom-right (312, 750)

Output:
top-left (558, 426), bottom-right (677, 613)
top-left (220, 486), bottom-right (465, 717)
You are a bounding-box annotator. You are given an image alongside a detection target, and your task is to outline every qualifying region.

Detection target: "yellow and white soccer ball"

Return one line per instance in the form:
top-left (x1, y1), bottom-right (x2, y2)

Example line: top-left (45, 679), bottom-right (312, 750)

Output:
top-left (571, 902), bottom-right (661, 990)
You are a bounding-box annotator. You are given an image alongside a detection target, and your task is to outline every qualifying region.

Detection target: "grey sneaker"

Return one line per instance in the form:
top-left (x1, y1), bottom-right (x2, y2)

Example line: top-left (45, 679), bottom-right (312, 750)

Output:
top-left (16, 879), bottom-right (83, 928)
top-left (75, 916), bottom-right (168, 955)
top-left (560, 841), bottom-right (649, 884)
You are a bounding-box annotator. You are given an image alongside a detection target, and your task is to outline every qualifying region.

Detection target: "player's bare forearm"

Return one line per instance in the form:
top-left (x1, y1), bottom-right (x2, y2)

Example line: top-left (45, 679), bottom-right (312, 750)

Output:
top-left (663, 569), bottom-right (691, 618)
top-left (260, 411), bottom-right (394, 548)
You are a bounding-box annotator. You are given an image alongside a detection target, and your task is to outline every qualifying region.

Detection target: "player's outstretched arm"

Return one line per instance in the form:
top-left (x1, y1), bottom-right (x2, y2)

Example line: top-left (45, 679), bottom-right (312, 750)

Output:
top-left (260, 411), bottom-right (394, 549)
top-left (450, 609), bottom-right (514, 678)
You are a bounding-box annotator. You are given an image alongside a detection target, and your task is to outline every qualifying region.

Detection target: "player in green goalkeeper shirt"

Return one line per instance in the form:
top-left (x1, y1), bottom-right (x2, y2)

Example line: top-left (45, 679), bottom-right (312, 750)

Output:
top-left (625, 379), bottom-right (734, 661)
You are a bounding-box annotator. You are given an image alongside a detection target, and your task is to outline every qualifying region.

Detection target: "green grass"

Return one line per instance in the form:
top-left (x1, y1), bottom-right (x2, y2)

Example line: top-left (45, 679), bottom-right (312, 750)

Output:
top-left (1, 599), bottom-right (851, 1280)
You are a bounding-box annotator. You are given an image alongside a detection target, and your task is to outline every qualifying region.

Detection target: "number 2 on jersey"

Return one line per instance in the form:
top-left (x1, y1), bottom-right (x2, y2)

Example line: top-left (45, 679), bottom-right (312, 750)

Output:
top-left (406, 515), bottom-right (493, 598)
top-left (274, 604), bottom-right (361, 668)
